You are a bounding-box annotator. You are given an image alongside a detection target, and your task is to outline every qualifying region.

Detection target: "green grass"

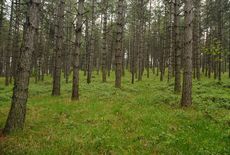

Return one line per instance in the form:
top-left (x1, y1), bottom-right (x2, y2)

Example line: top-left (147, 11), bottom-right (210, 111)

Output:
top-left (0, 72), bottom-right (230, 154)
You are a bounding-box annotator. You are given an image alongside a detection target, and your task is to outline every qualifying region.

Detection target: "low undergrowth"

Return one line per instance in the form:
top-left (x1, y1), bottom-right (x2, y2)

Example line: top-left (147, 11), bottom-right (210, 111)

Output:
top-left (0, 72), bottom-right (229, 154)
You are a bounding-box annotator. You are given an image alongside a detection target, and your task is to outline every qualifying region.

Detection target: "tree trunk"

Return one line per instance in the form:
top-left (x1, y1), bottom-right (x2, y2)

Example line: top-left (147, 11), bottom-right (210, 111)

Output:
top-left (217, 0), bottom-right (223, 82)
top-left (115, 0), bottom-right (124, 88)
top-left (168, 0), bottom-right (174, 81)
top-left (131, 18), bottom-right (137, 84)
top-left (101, 0), bottom-right (108, 82)
top-left (87, 0), bottom-right (96, 84)
top-left (52, 0), bottom-right (65, 96)
top-left (174, 0), bottom-right (181, 93)
top-left (193, 0), bottom-right (201, 80)
top-left (181, 0), bottom-right (193, 107)
top-left (0, 0), bottom-right (4, 76)
top-left (3, 0), bottom-right (41, 134)
top-left (229, 55), bottom-right (230, 78)
top-left (72, 0), bottom-right (84, 100)
top-left (137, 0), bottom-right (144, 81)
top-left (85, 15), bottom-right (89, 77)
top-left (5, 0), bottom-right (14, 86)
top-left (229, 13), bottom-right (230, 78)
top-left (12, 0), bottom-right (21, 80)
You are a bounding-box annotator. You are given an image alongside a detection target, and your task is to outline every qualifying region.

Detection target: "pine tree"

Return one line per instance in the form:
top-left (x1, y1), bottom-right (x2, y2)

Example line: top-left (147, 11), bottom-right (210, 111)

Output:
top-left (3, 0), bottom-right (41, 134)
top-left (72, 0), bottom-right (85, 100)
top-left (181, 0), bottom-right (193, 107)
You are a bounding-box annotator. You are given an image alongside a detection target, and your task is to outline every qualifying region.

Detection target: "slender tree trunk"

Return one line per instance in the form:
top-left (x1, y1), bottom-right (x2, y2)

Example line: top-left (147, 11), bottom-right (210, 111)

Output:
top-left (160, 37), bottom-right (165, 81)
top-left (152, 57), bottom-right (155, 74)
top-left (52, 0), bottom-right (65, 96)
top-left (72, 0), bottom-right (84, 100)
top-left (108, 26), bottom-right (115, 77)
top-left (229, 13), bottom-right (230, 78)
top-left (156, 60), bottom-right (159, 76)
top-left (0, 0), bottom-right (4, 76)
top-left (217, 0), bottom-right (223, 82)
top-left (137, 0), bottom-right (144, 81)
top-left (34, 24), bottom-right (39, 83)
top-left (168, 0), bottom-right (174, 81)
top-left (101, 0), bottom-right (108, 82)
top-left (174, 0), bottom-right (181, 93)
top-left (0, 0), bottom-right (3, 40)
top-left (85, 15), bottom-right (89, 77)
top-left (87, 0), bottom-right (96, 84)
top-left (115, 0), bottom-right (124, 88)
top-left (193, 0), bottom-right (201, 80)
top-left (131, 34), bottom-right (135, 84)
top-left (3, 0), bottom-right (41, 134)
top-left (127, 37), bottom-right (130, 71)
top-left (5, 0), bottom-right (14, 86)
top-left (229, 55), bottom-right (230, 78)
top-left (12, 0), bottom-right (21, 80)
top-left (131, 19), bottom-right (137, 84)
top-left (65, 11), bottom-right (72, 83)
top-left (181, 0), bottom-right (193, 107)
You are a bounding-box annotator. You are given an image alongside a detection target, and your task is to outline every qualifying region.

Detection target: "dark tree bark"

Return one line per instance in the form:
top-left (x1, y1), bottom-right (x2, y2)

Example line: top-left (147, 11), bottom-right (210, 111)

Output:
top-left (101, 0), bottom-right (108, 82)
top-left (174, 0), bottom-right (181, 93)
top-left (34, 22), bottom-right (39, 83)
top-left (137, 0), bottom-right (144, 81)
top-left (0, 0), bottom-right (3, 38)
top-left (87, 0), bottom-right (96, 84)
top-left (85, 15), bottom-right (89, 76)
top-left (52, 0), bottom-right (65, 96)
top-left (64, 13), bottom-right (73, 83)
top-left (193, 0), bottom-right (201, 80)
top-left (72, 0), bottom-right (84, 100)
top-left (217, 0), bottom-right (223, 82)
top-left (12, 0), bottom-right (21, 80)
top-left (5, 0), bottom-right (14, 86)
top-left (115, 0), bottom-right (124, 88)
top-left (3, 0), bottom-right (41, 134)
top-left (0, 0), bottom-right (4, 76)
top-left (181, 0), bottom-right (193, 107)
top-left (229, 13), bottom-right (230, 78)
top-left (130, 17), bottom-right (137, 84)
top-left (168, 0), bottom-right (174, 81)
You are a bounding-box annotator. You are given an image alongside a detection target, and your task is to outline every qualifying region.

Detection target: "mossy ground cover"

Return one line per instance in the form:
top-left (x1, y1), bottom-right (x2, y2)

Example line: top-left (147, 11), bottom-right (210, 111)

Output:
top-left (0, 72), bottom-right (230, 154)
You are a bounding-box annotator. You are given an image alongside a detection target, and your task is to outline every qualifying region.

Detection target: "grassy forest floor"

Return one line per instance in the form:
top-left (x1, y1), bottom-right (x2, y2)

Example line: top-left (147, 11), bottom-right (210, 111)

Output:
top-left (0, 72), bottom-right (230, 154)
